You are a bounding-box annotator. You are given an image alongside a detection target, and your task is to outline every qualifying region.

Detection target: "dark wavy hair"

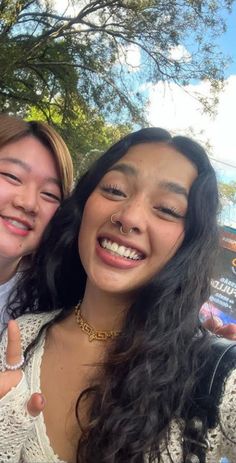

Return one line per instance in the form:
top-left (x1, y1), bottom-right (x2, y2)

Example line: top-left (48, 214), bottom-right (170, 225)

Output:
top-left (9, 127), bottom-right (219, 462)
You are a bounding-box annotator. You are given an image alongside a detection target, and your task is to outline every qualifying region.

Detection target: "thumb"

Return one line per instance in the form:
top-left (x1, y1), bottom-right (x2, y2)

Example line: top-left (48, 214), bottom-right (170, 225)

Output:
top-left (27, 392), bottom-right (45, 417)
top-left (215, 323), bottom-right (236, 340)
top-left (202, 316), bottom-right (223, 332)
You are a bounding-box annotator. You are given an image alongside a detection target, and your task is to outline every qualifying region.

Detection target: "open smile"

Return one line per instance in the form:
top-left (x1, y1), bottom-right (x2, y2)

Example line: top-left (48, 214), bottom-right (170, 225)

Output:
top-left (98, 238), bottom-right (145, 261)
top-left (0, 214), bottom-right (33, 236)
top-left (1, 215), bottom-right (32, 230)
top-left (3, 217), bottom-right (31, 230)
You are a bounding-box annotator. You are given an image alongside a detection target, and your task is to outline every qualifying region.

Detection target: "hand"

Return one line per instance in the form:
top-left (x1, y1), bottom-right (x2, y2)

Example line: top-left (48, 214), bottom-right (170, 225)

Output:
top-left (202, 316), bottom-right (236, 340)
top-left (0, 320), bottom-right (45, 416)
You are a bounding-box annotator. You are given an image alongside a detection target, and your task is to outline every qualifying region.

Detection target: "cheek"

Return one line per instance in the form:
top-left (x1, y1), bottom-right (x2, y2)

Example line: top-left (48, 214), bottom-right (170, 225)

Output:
top-left (77, 197), bottom-right (102, 265)
top-left (45, 203), bottom-right (59, 218)
top-left (156, 223), bottom-right (185, 255)
top-left (79, 195), bottom-right (101, 237)
top-left (78, 225), bottom-right (91, 276)
top-left (77, 210), bottom-right (91, 263)
top-left (0, 185), bottom-right (13, 203)
top-left (39, 204), bottom-right (60, 229)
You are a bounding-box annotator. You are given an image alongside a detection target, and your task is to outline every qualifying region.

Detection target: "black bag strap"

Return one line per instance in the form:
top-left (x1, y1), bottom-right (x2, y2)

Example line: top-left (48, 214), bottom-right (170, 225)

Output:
top-left (182, 337), bottom-right (236, 463)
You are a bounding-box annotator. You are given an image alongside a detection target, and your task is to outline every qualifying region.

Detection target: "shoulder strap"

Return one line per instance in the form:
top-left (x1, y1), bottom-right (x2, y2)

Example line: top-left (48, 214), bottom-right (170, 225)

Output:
top-left (182, 337), bottom-right (236, 463)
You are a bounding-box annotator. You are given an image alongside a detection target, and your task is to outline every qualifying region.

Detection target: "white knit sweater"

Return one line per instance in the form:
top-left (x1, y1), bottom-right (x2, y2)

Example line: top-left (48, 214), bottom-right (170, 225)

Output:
top-left (0, 313), bottom-right (235, 463)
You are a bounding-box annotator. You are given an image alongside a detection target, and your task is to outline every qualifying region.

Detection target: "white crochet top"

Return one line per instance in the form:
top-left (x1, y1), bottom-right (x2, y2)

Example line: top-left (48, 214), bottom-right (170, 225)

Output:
top-left (0, 312), bottom-right (235, 463)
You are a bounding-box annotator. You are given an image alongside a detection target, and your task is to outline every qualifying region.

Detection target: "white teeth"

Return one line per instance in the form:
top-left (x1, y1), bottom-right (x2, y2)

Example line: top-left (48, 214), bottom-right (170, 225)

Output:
top-left (111, 242), bottom-right (118, 252)
top-left (6, 218), bottom-right (29, 230)
top-left (100, 239), bottom-right (142, 260)
top-left (130, 250), bottom-right (137, 259)
top-left (124, 249), bottom-right (130, 257)
top-left (118, 245), bottom-right (125, 256)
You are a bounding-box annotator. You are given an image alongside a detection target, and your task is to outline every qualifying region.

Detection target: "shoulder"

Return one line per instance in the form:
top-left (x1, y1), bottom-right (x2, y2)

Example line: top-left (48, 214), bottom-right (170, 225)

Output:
top-left (16, 311), bottom-right (59, 351)
top-left (0, 311), bottom-right (59, 356)
top-left (219, 366), bottom-right (236, 421)
top-left (214, 366), bottom-right (236, 455)
top-left (203, 339), bottom-right (236, 447)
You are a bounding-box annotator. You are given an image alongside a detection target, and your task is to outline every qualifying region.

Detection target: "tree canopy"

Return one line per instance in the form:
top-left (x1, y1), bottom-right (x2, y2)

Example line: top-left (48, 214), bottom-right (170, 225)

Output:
top-left (0, 0), bottom-right (234, 129)
top-left (0, 0), bottom-right (235, 165)
top-left (27, 103), bottom-right (132, 165)
top-left (219, 180), bottom-right (236, 205)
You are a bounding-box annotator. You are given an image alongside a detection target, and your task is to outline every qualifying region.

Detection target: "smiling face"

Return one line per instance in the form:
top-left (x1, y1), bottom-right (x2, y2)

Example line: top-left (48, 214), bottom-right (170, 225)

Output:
top-left (0, 135), bottom-right (62, 279)
top-left (78, 142), bottom-right (198, 300)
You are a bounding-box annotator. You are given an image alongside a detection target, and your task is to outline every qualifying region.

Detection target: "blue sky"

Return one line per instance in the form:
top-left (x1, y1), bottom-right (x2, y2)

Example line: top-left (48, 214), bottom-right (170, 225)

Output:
top-left (217, 2), bottom-right (236, 76)
top-left (145, 3), bottom-right (236, 227)
top-left (56, 1), bottom-right (236, 171)
top-left (206, 3), bottom-right (236, 228)
top-left (55, 0), bottom-right (236, 225)
top-left (147, 4), bottom-right (236, 172)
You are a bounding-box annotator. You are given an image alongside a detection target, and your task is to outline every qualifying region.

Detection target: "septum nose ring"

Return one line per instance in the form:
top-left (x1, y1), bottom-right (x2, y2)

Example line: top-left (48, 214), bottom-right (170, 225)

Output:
top-left (110, 213), bottom-right (134, 235)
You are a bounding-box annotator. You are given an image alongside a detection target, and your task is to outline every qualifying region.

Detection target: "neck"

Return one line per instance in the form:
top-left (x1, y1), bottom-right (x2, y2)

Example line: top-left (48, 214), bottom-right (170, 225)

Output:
top-left (0, 257), bottom-right (21, 285)
top-left (81, 283), bottom-right (134, 332)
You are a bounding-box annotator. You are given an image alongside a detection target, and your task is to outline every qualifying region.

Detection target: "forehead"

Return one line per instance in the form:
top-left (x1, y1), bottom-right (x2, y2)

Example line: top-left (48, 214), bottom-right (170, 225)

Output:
top-left (0, 134), bottom-right (50, 154)
top-left (111, 142), bottom-right (198, 189)
top-left (0, 135), bottom-right (60, 185)
top-left (0, 135), bottom-right (55, 166)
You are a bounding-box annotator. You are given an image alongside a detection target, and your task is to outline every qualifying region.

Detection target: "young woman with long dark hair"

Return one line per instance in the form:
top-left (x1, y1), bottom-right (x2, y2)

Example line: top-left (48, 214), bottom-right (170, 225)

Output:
top-left (0, 128), bottom-right (235, 462)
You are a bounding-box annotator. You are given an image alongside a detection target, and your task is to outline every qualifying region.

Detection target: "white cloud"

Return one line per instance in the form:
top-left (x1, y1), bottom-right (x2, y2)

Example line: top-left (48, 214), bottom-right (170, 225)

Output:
top-left (49, 0), bottom-right (82, 14)
top-left (117, 44), bottom-right (141, 71)
top-left (49, 1), bottom-right (96, 18)
top-left (168, 45), bottom-right (191, 63)
top-left (146, 75), bottom-right (236, 167)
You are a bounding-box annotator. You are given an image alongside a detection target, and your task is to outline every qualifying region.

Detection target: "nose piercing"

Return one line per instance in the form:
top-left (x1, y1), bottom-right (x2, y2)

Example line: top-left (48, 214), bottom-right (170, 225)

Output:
top-left (110, 213), bottom-right (134, 234)
top-left (120, 225), bottom-right (134, 235)
top-left (110, 213), bottom-right (118, 225)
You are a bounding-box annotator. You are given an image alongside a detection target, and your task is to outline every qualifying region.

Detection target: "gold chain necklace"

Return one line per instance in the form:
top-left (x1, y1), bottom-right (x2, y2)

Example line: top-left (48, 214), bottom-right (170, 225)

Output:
top-left (74, 302), bottom-right (121, 342)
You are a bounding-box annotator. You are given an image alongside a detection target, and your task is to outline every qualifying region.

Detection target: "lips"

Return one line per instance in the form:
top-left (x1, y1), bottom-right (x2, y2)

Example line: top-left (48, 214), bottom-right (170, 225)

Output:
top-left (98, 237), bottom-right (145, 261)
top-left (0, 215), bottom-right (33, 231)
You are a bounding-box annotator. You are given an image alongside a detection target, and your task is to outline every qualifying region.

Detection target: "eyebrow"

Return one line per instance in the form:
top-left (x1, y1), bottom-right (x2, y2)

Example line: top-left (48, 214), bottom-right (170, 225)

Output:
top-left (158, 181), bottom-right (188, 199)
top-left (107, 163), bottom-right (188, 199)
top-left (0, 157), bottom-right (31, 172)
top-left (107, 163), bottom-right (137, 176)
top-left (0, 156), bottom-right (61, 188)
